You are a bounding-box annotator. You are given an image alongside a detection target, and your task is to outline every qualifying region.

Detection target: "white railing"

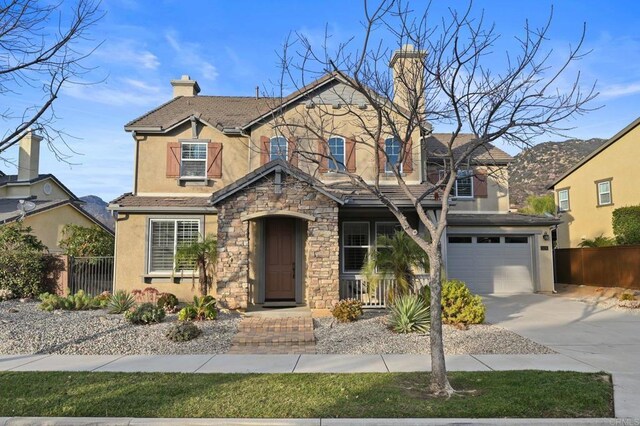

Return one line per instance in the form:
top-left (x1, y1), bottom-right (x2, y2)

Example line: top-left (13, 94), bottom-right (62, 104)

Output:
top-left (339, 274), bottom-right (429, 308)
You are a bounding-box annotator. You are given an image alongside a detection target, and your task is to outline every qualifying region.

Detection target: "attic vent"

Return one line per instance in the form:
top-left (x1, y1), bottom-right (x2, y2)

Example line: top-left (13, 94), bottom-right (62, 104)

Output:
top-left (332, 101), bottom-right (341, 109)
top-left (305, 100), bottom-right (315, 109)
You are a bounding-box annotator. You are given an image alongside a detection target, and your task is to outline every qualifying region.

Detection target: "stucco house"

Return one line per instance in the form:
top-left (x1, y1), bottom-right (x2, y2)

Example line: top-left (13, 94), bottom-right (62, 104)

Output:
top-left (109, 47), bottom-right (558, 308)
top-left (0, 131), bottom-right (113, 252)
top-left (549, 116), bottom-right (640, 248)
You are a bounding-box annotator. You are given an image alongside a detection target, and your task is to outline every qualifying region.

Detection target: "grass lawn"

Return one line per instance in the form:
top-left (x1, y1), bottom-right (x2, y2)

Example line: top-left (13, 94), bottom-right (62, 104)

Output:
top-left (0, 371), bottom-right (612, 418)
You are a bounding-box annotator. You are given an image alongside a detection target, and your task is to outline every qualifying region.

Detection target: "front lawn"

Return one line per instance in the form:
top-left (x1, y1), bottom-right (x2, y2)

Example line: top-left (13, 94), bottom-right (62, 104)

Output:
top-left (0, 371), bottom-right (613, 418)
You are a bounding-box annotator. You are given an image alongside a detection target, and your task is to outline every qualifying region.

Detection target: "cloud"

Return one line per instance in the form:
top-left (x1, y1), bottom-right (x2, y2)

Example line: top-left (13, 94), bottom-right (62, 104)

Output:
top-left (62, 77), bottom-right (166, 107)
top-left (165, 30), bottom-right (218, 80)
top-left (599, 82), bottom-right (640, 99)
top-left (95, 38), bottom-right (160, 71)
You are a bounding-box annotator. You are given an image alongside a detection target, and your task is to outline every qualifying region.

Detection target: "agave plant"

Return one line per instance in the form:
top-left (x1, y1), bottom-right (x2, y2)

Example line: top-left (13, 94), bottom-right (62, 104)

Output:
top-left (107, 290), bottom-right (136, 314)
top-left (389, 294), bottom-right (431, 334)
top-left (174, 234), bottom-right (217, 295)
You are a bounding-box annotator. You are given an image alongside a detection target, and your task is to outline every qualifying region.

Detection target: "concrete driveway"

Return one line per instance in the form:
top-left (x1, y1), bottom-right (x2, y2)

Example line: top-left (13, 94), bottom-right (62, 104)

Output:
top-left (484, 293), bottom-right (640, 418)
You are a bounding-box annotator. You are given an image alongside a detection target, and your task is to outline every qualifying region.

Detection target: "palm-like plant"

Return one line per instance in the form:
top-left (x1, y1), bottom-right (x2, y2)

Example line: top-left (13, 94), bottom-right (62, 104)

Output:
top-left (578, 234), bottom-right (616, 248)
top-left (174, 234), bottom-right (218, 295)
top-left (362, 230), bottom-right (429, 299)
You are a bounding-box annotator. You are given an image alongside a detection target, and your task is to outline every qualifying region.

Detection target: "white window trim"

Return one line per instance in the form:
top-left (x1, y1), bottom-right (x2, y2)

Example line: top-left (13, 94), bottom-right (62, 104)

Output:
top-left (180, 142), bottom-right (208, 180)
top-left (269, 136), bottom-right (288, 161)
top-left (327, 136), bottom-right (346, 172)
top-left (384, 137), bottom-right (403, 174)
top-left (148, 218), bottom-right (201, 274)
top-left (597, 181), bottom-right (612, 206)
top-left (558, 189), bottom-right (570, 211)
top-left (439, 170), bottom-right (474, 198)
top-left (342, 221), bottom-right (370, 273)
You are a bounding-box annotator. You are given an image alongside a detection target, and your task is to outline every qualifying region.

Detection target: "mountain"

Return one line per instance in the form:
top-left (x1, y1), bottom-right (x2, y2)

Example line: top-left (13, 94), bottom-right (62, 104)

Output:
top-left (508, 138), bottom-right (608, 209)
top-left (79, 195), bottom-right (115, 231)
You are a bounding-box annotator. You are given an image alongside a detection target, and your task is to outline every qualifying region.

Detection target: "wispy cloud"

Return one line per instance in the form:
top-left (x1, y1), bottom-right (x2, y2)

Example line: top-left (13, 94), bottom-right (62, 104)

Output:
top-left (62, 77), bottom-right (165, 107)
top-left (165, 30), bottom-right (218, 80)
top-left (599, 82), bottom-right (640, 99)
top-left (95, 38), bottom-right (160, 70)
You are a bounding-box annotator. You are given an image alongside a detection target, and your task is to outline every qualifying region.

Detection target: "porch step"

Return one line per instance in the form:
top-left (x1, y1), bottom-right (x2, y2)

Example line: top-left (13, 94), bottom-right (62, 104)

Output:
top-left (228, 317), bottom-right (316, 354)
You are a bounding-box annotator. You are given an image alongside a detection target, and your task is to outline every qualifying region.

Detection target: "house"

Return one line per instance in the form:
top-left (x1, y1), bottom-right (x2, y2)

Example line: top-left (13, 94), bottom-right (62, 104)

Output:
top-left (0, 131), bottom-right (114, 252)
top-left (548, 116), bottom-right (640, 248)
top-left (110, 46), bottom-right (558, 308)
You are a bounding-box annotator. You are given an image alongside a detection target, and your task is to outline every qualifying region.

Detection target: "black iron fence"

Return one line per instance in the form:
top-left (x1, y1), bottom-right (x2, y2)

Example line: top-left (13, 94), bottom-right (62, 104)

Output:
top-left (68, 256), bottom-right (114, 295)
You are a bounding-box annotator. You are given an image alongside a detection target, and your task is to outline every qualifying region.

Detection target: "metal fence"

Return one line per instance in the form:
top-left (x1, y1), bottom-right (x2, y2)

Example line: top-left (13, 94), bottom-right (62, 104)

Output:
top-left (339, 274), bottom-right (429, 308)
top-left (555, 246), bottom-right (640, 289)
top-left (68, 256), bottom-right (114, 295)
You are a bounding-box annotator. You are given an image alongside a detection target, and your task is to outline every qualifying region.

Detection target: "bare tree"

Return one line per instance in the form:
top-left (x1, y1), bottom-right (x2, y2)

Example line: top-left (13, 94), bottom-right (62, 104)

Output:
top-left (271, 0), bottom-right (596, 396)
top-left (0, 0), bottom-right (103, 159)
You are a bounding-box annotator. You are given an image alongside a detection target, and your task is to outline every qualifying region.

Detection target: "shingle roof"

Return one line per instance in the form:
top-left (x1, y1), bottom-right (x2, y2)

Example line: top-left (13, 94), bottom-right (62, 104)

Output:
top-left (446, 213), bottom-right (560, 227)
top-left (110, 193), bottom-right (212, 208)
top-left (0, 173), bottom-right (78, 200)
top-left (327, 182), bottom-right (438, 207)
top-left (424, 133), bottom-right (513, 164)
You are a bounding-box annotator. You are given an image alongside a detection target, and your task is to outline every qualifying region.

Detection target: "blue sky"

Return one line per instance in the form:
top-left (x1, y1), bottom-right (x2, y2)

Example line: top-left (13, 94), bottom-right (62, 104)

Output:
top-left (3, 0), bottom-right (640, 201)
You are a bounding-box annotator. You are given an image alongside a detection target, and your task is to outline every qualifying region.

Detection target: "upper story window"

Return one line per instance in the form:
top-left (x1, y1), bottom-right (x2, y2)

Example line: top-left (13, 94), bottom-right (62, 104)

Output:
top-left (148, 219), bottom-right (200, 273)
top-left (597, 180), bottom-right (612, 206)
top-left (384, 138), bottom-right (402, 173)
top-left (439, 169), bottom-right (474, 198)
top-left (557, 189), bottom-right (570, 211)
top-left (328, 136), bottom-right (346, 171)
top-left (270, 136), bottom-right (288, 161)
top-left (181, 142), bottom-right (207, 178)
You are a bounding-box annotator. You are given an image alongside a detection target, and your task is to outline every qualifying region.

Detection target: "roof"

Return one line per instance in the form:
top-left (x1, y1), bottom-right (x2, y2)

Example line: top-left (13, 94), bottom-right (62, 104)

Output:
top-left (0, 173), bottom-right (79, 200)
top-left (110, 193), bottom-right (212, 209)
top-left (547, 116), bottom-right (640, 189)
top-left (424, 134), bottom-right (513, 164)
top-left (328, 182), bottom-right (439, 207)
top-left (0, 198), bottom-right (114, 234)
top-left (447, 213), bottom-right (560, 227)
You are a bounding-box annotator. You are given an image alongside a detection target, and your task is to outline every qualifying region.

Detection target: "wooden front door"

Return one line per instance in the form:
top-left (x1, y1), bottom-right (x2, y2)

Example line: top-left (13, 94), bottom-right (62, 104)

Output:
top-left (265, 218), bottom-right (296, 300)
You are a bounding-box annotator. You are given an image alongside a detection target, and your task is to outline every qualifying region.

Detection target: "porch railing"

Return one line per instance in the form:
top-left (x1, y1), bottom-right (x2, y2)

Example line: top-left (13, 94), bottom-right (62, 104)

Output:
top-left (339, 274), bottom-right (429, 308)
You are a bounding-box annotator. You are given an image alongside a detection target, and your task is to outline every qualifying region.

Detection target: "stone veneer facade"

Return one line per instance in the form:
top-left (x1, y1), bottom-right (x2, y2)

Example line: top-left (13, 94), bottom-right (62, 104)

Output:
top-left (215, 173), bottom-right (340, 309)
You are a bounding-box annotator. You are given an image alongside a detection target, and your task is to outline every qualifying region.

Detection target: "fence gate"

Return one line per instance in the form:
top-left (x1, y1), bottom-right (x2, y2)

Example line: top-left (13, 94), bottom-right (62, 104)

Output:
top-left (68, 256), bottom-right (114, 295)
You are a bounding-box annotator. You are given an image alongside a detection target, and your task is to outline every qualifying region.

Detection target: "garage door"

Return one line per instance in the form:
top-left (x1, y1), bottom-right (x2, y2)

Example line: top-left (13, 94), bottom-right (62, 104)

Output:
top-left (446, 235), bottom-right (534, 294)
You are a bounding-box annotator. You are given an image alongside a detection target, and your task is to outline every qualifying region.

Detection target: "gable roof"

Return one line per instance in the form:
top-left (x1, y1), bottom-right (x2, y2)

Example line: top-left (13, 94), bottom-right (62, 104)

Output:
top-left (424, 133), bottom-right (513, 164)
top-left (0, 173), bottom-right (79, 200)
top-left (547, 116), bottom-right (640, 189)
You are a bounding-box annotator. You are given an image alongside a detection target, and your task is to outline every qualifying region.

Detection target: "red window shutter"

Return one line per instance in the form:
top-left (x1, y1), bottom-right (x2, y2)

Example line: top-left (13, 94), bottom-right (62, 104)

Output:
top-left (318, 139), bottom-right (328, 173)
top-left (403, 138), bottom-right (414, 173)
top-left (377, 138), bottom-right (386, 174)
top-left (288, 137), bottom-right (298, 167)
top-left (207, 142), bottom-right (223, 179)
top-left (166, 142), bottom-right (180, 178)
top-left (473, 169), bottom-right (488, 198)
top-left (346, 138), bottom-right (357, 172)
top-left (260, 136), bottom-right (270, 165)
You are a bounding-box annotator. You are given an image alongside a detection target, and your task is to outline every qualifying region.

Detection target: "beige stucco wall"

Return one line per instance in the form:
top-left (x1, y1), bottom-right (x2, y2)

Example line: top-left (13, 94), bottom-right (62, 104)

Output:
top-left (21, 204), bottom-right (97, 253)
top-left (448, 166), bottom-right (510, 213)
top-left (554, 124), bottom-right (640, 248)
top-left (113, 212), bottom-right (218, 301)
top-left (0, 178), bottom-right (71, 200)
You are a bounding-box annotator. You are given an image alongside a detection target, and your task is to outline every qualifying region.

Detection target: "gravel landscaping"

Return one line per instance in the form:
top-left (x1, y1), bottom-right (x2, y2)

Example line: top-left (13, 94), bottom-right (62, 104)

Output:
top-left (0, 300), bottom-right (241, 355)
top-left (314, 311), bottom-right (555, 355)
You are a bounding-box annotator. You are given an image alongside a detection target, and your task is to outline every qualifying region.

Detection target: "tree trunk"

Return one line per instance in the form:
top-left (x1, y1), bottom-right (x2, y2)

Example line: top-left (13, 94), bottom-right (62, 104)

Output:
top-left (198, 258), bottom-right (208, 295)
top-left (428, 249), bottom-right (455, 396)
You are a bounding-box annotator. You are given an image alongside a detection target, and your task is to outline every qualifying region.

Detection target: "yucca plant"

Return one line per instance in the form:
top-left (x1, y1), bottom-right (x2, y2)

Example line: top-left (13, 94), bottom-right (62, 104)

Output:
top-left (107, 290), bottom-right (136, 314)
top-left (362, 230), bottom-right (429, 299)
top-left (174, 234), bottom-right (217, 295)
top-left (389, 294), bottom-right (431, 334)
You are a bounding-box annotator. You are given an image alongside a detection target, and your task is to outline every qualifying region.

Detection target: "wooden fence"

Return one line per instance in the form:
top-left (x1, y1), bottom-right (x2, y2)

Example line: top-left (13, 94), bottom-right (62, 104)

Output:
top-left (555, 246), bottom-right (640, 289)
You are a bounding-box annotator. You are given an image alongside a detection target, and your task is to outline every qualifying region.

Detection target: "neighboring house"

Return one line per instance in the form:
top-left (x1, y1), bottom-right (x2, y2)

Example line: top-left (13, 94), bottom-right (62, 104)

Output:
top-left (549, 116), bottom-right (640, 248)
top-left (0, 131), bottom-right (113, 252)
top-left (110, 46), bottom-right (558, 308)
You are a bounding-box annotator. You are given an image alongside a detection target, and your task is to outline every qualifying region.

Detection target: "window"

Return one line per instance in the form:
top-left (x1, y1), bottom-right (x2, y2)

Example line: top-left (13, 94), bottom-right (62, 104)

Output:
top-left (597, 180), bottom-right (612, 206)
top-left (343, 222), bottom-right (370, 272)
top-left (505, 236), bottom-right (529, 244)
top-left (448, 236), bottom-right (473, 243)
top-left (439, 169), bottom-right (474, 197)
top-left (384, 138), bottom-right (402, 173)
top-left (376, 222), bottom-right (402, 241)
top-left (558, 189), bottom-right (570, 211)
top-left (477, 236), bottom-right (500, 244)
top-left (328, 136), bottom-right (345, 171)
top-left (149, 219), bottom-right (200, 273)
top-left (181, 143), bottom-right (207, 178)
top-left (270, 136), bottom-right (288, 161)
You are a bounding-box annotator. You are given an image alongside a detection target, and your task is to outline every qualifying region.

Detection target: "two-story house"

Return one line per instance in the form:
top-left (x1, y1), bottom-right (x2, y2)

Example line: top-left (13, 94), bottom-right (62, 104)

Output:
top-left (110, 46), bottom-right (558, 308)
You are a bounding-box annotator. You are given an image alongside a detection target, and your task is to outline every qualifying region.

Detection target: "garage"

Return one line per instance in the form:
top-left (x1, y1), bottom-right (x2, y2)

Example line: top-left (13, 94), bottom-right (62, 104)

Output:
top-left (446, 234), bottom-right (535, 294)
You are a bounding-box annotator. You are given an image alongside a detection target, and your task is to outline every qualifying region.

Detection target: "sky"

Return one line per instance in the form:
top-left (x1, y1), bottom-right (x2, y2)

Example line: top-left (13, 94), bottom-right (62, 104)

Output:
top-left (2, 0), bottom-right (640, 202)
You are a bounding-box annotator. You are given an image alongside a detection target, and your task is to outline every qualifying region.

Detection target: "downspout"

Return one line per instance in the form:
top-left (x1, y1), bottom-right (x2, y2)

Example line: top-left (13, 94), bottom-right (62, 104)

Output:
top-left (131, 131), bottom-right (140, 195)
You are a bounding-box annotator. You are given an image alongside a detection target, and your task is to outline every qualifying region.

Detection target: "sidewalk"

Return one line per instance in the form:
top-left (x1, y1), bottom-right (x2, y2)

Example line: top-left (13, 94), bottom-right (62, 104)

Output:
top-left (0, 353), bottom-right (600, 373)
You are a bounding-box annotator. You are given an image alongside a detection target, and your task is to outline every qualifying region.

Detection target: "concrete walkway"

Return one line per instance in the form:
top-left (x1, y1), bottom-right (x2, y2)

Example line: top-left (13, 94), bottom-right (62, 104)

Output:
top-left (484, 293), bottom-right (640, 419)
top-left (0, 353), bottom-right (598, 373)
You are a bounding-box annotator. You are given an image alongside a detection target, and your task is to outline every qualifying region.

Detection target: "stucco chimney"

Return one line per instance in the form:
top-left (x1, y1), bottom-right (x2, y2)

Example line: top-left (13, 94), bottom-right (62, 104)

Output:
top-left (170, 75), bottom-right (201, 98)
top-left (17, 129), bottom-right (42, 181)
top-left (389, 44), bottom-right (427, 112)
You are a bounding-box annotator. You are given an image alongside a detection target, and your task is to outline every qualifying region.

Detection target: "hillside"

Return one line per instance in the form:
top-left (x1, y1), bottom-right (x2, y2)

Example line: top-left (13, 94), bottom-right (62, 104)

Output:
top-left (79, 195), bottom-right (115, 231)
top-left (508, 138), bottom-right (608, 209)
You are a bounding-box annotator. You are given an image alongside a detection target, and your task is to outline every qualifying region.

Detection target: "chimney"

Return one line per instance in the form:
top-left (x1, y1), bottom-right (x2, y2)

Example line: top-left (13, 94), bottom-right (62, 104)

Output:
top-left (17, 130), bottom-right (42, 181)
top-left (170, 75), bottom-right (200, 98)
top-left (389, 44), bottom-right (427, 112)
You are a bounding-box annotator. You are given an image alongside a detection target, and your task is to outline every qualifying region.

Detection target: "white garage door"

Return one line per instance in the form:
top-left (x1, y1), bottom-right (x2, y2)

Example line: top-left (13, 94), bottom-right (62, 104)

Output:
top-left (446, 235), bottom-right (534, 294)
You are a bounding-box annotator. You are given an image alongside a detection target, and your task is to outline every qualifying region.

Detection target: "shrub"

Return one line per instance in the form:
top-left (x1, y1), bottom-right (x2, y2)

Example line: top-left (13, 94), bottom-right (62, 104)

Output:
top-left (613, 205), bottom-right (640, 245)
top-left (157, 293), bottom-right (179, 313)
top-left (178, 305), bottom-right (198, 321)
top-left (166, 322), bottom-right (202, 342)
top-left (519, 193), bottom-right (556, 215)
top-left (38, 290), bottom-right (98, 311)
top-left (93, 291), bottom-right (111, 309)
top-left (389, 294), bottom-right (430, 333)
top-left (331, 299), bottom-right (363, 322)
top-left (124, 302), bottom-right (165, 325)
top-left (0, 289), bottom-right (15, 301)
top-left (578, 234), bottom-right (616, 248)
top-left (107, 290), bottom-right (136, 314)
top-left (131, 287), bottom-right (161, 304)
top-left (441, 279), bottom-right (485, 325)
top-left (178, 295), bottom-right (217, 321)
top-left (0, 223), bottom-right (49, 297)
top-left (38, 292), bottom-right (63, 312)
top-left (59, 224), bottom-right (114, 257)
top-left (619, 292), bottom-right (636, 301)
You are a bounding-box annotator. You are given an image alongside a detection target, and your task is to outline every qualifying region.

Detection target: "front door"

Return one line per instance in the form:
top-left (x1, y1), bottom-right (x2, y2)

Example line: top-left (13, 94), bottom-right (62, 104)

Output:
top-left (265, 218), bottom-right (296, 300)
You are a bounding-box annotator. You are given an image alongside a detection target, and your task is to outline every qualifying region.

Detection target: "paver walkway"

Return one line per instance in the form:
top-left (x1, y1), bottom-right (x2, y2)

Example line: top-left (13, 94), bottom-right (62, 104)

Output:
top-left (227, 317), bottom-right (316, 354)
